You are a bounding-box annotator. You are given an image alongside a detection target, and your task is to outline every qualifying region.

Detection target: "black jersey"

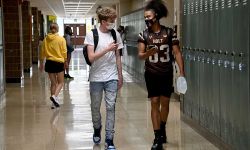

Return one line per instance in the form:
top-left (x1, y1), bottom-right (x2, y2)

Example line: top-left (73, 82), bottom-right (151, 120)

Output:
top-left (138, 26), bottom-right (179, 75)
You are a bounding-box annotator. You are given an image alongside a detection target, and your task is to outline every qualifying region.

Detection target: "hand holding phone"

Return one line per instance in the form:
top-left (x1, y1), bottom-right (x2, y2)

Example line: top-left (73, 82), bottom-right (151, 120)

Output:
top-left (147, 45), bottom-right (157, 50)
top-left (147, 45), bottom-right (158, 56)
top-left (107, 42), bottom-right (119, 51)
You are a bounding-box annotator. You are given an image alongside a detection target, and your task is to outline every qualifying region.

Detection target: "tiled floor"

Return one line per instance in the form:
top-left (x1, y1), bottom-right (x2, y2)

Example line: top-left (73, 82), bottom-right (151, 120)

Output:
top-left (0, 49), bottom-right (218, 150)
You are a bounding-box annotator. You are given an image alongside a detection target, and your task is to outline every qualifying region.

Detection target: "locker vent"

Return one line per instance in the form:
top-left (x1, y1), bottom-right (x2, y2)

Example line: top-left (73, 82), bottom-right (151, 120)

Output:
top-left (227, 0), bottom-right (232, 8)
top-left (205, 0), bottom-right (208, 12)
top-left (200, 0), bottom-right (203, 13)
top-left (210, 0), bottom-right (213, 11)
top-left (243, 0), bottom-right (247, 5)
top-left (215, 0), bottom-right (219, 10)
top-left (234, 0), bottom-right (239, 7)
top-left (196, 1), bottom-right (199, 13)
top-left (184, 4), bottom-right (187, 15)
top-left (222, 0), bottom-right (225, 9)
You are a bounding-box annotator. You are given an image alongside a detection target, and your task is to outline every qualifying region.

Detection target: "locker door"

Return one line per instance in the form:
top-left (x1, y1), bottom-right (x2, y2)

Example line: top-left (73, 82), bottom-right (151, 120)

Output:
top-left (184, 0), bottom-right (192, 117)
top-left (199, 0), bottom-right (209, 128)
top-left (189, 0), bottom-right (195, 120)
top-left (196, 0), bottom-right (203, 125)
top-left (182, 0), bottom-right (187, 113)
top-left (212, 0), bottom-right (221, 137)
top-left (219, 0), bottom-right (231, 143)
top-left (205, 0), bottom-right (215, 132)
top-left (181, 0), bottom-right (189, 113)
top-left (239, 0), bottom-right (249, 149)
top-left (226, 0), bottom-right (234, 145)
top-left (231, 0), bottom-right (242, 148)
top-left (191, 0), bottom-right (200, 122)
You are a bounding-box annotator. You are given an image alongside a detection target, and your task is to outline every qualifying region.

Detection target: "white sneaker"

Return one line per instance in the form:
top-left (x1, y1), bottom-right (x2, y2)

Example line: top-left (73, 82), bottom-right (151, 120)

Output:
top-left (50, 96), bottom-right (60, 108)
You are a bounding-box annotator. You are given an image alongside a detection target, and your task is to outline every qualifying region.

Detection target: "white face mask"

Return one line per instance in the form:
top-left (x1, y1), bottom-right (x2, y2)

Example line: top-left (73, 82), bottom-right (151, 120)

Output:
top-left (106, 22), bottom-right (115, 30)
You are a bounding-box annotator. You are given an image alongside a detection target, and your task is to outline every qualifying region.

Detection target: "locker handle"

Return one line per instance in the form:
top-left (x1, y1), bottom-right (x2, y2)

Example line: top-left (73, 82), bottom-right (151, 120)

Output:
top-left (239, 52), bottom-right (244, 57)
top-left (231, 52), bottom-right (236, 56)
top-left (218, 50), bottom-right (222, 54)
top-left (224, 51), bottom-right (228, 55)
top-left (212, 50), bottom-right (216, 53)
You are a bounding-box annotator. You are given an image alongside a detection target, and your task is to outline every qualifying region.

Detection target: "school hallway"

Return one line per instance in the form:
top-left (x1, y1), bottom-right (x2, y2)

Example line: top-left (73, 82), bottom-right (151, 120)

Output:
top-left (0, 49), bottom-right (219, 150)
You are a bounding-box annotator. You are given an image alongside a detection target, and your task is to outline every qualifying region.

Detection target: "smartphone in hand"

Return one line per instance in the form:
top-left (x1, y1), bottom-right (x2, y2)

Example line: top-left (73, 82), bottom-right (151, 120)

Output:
top-left (147, 45), bottom-right (157, 50)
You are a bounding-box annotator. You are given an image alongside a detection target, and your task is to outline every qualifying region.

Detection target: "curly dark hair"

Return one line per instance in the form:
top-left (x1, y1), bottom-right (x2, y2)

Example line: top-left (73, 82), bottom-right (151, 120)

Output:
top-left (64, 26), bottom-right (72, 35)
top-left (144, 0), bottom-right (168, 20)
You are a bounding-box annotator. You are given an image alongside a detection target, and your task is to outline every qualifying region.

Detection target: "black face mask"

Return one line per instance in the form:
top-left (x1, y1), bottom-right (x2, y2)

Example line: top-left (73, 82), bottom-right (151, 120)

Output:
top-left (145, 18), bottom-right (156, 28)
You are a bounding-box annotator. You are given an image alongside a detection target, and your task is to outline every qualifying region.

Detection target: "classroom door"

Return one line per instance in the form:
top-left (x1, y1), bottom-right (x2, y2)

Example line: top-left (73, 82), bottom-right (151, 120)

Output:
top-left (64, 24), bottom-right (86, 47)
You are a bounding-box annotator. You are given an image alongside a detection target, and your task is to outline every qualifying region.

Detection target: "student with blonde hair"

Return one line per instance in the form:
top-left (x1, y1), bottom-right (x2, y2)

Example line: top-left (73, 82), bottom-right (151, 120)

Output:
top-left (39, 23), bottom-right (67, 109)
top-left (84, 6), bottom-right (123, 150)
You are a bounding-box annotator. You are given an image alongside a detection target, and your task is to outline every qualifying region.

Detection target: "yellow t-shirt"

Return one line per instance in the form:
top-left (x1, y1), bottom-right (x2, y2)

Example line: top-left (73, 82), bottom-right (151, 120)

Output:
top-left (40, 33), bottom-right (67, 63)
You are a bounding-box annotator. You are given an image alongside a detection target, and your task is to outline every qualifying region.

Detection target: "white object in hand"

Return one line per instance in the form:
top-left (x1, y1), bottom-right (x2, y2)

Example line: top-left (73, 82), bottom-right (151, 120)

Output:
top-left (176, 76), bottom-right (187, 94)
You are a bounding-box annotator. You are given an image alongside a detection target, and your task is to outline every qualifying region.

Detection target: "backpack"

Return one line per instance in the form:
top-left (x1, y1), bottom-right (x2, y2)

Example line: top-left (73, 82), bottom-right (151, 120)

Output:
top-left (83, 28), bottom-right (117, 66)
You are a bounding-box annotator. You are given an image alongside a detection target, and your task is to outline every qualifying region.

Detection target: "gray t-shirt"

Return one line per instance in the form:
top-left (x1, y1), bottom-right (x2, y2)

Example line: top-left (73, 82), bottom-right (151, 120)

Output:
top-left (84, 27), bottom-right (123, 82)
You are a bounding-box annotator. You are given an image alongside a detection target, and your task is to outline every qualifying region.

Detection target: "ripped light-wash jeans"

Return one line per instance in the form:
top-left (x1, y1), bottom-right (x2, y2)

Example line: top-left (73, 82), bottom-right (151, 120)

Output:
top-left (90, 80), bottom-right (118, 140)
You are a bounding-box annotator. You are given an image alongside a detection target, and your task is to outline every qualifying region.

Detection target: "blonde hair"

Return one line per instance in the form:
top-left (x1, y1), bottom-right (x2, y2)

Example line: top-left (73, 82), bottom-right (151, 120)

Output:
top-left (96, 7), bottom-right (117, 23)
top-left (49, 22), bottom-right (59, 33)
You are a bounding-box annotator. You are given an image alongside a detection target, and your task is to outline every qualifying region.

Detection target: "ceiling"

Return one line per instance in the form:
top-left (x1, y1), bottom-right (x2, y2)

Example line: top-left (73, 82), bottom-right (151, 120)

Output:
top-left (29, 0), bottom-right (120, 18)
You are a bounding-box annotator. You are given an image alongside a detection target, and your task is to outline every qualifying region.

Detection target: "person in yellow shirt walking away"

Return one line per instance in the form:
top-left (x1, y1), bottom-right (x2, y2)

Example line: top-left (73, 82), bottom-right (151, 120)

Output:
top-left (39, 23), bottom-right (67, 109)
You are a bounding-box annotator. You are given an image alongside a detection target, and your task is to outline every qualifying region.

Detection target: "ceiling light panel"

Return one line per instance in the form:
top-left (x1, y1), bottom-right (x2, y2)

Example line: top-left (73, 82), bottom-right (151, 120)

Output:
top-left (64, 0), bottom-right (80, 3)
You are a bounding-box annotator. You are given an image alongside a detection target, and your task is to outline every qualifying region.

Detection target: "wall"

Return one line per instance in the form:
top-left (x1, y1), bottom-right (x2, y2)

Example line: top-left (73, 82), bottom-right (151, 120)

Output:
top-left (0, 0), bottom-right (4, 94)
top-left (3, 0), bottom-right (24, 83)
top-left (57, 17), bottom-right (64, 36)
top-left (160, 0), bottom-right (174, 28)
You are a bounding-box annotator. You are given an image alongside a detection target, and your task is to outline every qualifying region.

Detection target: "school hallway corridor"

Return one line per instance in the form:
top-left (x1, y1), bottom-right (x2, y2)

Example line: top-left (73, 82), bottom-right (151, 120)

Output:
top-left (0, 49), bottom-right (219, 150)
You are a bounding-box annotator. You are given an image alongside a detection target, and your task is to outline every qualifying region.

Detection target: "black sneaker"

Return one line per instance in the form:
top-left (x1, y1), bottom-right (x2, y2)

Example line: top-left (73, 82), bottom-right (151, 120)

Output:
top-left (105, 139), bottom-right (116, 150)
top-left (151, 138), bottom-right (163, 150)
top-left (93, 126), bottom-right (102, 144)
top-left (67, 74), bottom-right (74, 79)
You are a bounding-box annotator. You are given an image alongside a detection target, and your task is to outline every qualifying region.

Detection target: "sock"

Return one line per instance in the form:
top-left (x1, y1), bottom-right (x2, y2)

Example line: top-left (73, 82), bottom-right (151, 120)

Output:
top-left (154, 129), bottom-right (161, 139)
top-left (160, 121), bottom-right (166, 130)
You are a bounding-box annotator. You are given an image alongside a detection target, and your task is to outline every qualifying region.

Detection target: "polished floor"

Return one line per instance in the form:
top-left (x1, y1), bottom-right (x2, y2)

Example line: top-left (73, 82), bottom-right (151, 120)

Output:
top-left (0, 49), bottom-right (219, 150)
